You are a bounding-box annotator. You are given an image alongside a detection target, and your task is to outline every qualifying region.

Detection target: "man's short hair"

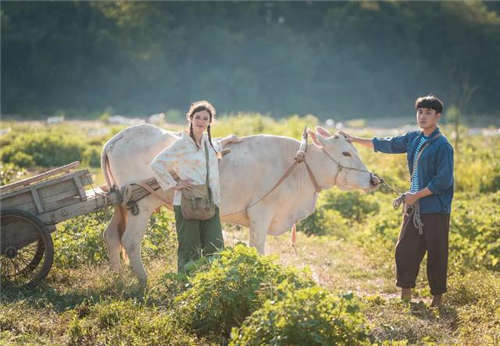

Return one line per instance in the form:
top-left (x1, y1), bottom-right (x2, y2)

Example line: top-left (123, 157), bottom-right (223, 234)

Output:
top-left (415, 95), bottom-right (444, 113)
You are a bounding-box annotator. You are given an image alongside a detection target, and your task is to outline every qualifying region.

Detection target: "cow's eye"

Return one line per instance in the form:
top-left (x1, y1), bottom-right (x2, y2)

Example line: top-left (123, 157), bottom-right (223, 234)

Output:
top-left (342, 151), bottom-right (351, 157)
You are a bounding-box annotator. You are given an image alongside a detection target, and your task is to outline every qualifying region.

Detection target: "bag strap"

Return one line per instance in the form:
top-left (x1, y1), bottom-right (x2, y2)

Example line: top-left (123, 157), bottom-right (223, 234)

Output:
top-left (204, 141), bottom-right (209, 185)
top-left (204, 141), bottom-right (213, 203)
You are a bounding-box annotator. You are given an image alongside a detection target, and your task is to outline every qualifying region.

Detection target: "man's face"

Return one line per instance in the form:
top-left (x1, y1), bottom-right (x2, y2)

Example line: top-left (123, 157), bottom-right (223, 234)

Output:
top-left (416, 107), bottom-right (440, 130)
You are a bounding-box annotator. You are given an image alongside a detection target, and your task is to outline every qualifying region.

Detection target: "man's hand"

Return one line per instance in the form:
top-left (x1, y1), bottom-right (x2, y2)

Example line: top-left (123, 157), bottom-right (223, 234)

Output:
top-left (404, 187), bottom-right (433, 206)
top-left (338, 131), bottom-right (374, 149)
top-left (404, 192), bottom-right (419, 206)
top-left (338, 130), bottom-right (356, 143)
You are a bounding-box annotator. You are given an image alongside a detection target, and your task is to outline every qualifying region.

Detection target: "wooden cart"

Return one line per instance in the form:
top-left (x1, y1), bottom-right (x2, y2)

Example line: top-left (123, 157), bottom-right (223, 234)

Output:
top-left (0, 162), bottom-right (159, 289)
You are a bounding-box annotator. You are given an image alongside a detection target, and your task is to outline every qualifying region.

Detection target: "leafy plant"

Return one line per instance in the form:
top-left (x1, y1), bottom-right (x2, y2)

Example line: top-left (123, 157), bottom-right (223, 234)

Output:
top-left (174, 245), bottom-right (314, 340)
top-left (230, 287), bottom-right (370, 346)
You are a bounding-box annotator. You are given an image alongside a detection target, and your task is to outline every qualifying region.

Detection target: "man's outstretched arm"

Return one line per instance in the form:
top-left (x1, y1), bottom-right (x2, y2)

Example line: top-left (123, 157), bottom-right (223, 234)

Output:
top-left (339, 130), bottom-right (412, 154)
top-left (339, 131), bottom-right (374, 149)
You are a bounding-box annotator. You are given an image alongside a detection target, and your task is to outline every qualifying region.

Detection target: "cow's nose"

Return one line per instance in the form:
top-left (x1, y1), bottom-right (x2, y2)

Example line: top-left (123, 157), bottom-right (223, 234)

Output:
top-left (370, 173), bottom-right (382, 186)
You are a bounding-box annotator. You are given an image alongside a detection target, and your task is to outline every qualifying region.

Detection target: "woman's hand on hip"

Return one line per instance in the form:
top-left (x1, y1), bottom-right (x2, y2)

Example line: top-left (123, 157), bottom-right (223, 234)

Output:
top-left (174, 179), bottom-right (194, 191)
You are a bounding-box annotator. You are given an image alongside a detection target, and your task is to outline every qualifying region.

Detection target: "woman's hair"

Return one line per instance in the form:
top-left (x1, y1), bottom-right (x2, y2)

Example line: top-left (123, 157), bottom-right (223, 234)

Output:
top-left (415, 95), bottom-right (444, 113)
top-left (187, 100), bottom-right (217, 152)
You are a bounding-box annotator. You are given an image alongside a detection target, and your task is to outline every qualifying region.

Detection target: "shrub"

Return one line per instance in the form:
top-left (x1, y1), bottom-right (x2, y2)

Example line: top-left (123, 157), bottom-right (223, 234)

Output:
top-left (447, 270), bottom-right (500, 344)
top-left (82, 146), bottom-right (101, 168)
top-left (7, 151), bottom-right (35, 167)
top-left (53, 208), bottom-right (176, 269)
top-left (320, 189), bottom-right (380, 223)
top-left (0, 131), bottom-right (86, 168)
top-left (230, 287), bottom-right (370, 346)
top-left (0, 162), bottom-right (26, 185)
top-left (297, 208), bottom-right (350, 237)
top-left (53, 209), bottom-right (112, 268)
top-left (449, 191), bottom-right (500, 270)
top-left (174, 245), bottom-right (314, 340)
top-left (68, 300), bottom-right (199, 345)
top-left (297, 188), bottom-right (380, 236)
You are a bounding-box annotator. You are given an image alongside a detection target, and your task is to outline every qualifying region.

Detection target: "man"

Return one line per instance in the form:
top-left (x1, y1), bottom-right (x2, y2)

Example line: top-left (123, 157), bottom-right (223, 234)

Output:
top-left (341, 95), bottom-right (454, 307)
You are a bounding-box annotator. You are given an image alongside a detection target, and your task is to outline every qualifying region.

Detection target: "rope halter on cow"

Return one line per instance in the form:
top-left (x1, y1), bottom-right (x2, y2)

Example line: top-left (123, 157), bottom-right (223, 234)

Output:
top-left (304, 128), bottom-right (382, 188)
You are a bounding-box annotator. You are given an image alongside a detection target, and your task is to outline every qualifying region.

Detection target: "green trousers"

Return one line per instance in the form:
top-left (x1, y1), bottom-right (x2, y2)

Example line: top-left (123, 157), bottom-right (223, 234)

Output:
top-left (173, 206), bottom-right (224, 272)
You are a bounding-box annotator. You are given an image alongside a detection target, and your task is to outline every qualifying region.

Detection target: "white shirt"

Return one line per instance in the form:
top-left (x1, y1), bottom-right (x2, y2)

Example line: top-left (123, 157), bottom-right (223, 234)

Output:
top-left (150, 132), bottom-right (222, 206)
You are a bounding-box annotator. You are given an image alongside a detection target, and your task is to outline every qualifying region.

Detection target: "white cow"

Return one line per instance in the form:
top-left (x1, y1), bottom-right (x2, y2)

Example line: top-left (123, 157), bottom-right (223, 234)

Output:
top-left (101, 124), bottom-right (380, 283)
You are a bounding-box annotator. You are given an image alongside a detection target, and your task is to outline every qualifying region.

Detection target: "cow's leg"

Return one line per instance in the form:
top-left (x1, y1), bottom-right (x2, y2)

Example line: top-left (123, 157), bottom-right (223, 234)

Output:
top-left (121, 198), bottom-right (161, 285)
top-left (103, 208), bottom-right (123, 271)
top-left (247, 205), bottom-right (273, 254)
top-left (121, 212), bottom-right (149, 284)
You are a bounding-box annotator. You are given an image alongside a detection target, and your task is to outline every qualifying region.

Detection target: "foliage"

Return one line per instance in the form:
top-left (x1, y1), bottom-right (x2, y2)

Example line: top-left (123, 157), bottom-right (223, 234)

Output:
top-left (446, 270), bottom-right (500, 344)
top-left (453, 134), bottom-right (500, 193)
top-left (53, 208), bottom-right (176, 269)
top-left (0, 117), bottom-right (499, 345)
top-left (297, 189), bottom-right (380, 236)
top-left (0, 130), bottom-right (86, 168)
top-left (82, 146), bottom-right (101, 168)
top-left (53, 209), bottom-right (112, 268)
top-left (174, 244), bottom-right (314, 340)
top-left (2, 2), bottom-right (500, 119)
top-left (68, 299), bottom-right (200, 345)
top-left (0, 162), bottom-right (26, 185)
top-left (230, 287), bottom-right (370, 346)
top-left (449, 191), bottom-right (500, 270)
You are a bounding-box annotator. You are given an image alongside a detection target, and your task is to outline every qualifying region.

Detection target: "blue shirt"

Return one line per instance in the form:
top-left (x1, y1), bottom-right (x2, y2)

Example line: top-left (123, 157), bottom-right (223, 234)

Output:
top-left (410, 135), bottom-right (429, 192)
top-left (372, 127), bottom-right (454, 214)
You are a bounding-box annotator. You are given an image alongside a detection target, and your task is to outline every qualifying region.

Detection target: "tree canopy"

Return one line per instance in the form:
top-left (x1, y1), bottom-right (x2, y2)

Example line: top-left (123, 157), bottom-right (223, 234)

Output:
top-left (2, 1), bottom-right (499, 119)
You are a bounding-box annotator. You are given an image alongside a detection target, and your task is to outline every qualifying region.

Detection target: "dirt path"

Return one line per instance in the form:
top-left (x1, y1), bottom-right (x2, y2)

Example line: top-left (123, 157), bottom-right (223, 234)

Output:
top-left (223, 229), bottom-right (406, 300)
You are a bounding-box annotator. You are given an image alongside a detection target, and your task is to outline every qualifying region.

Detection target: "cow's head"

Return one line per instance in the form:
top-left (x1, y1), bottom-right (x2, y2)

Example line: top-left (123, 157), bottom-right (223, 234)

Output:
top-left (307, 127), bottom-right (380, 192)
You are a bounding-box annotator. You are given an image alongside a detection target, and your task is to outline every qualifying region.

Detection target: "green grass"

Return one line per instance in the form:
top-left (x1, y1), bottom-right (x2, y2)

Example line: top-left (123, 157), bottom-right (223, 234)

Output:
top-left (1, 117), bottom-right (499, 345)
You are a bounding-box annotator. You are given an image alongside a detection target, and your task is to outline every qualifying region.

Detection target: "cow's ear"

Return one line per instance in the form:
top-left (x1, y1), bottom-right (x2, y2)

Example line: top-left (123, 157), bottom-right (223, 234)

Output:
top-left (308, 129), bottom-right (324, 148)
top-left (316, 126), bottom-right (331, 137)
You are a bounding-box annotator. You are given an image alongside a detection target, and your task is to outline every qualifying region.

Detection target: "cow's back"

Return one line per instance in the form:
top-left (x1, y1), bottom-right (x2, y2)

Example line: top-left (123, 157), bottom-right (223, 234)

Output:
top-left (103, 124), bottom-right (177, 186)
top-left (219, 135), bottom-right (300, 218)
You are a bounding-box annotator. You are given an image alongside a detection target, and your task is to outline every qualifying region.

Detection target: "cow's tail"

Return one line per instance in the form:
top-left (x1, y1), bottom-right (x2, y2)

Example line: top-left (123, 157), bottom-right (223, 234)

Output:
top-left (101, 142), bottom-right (129, 264)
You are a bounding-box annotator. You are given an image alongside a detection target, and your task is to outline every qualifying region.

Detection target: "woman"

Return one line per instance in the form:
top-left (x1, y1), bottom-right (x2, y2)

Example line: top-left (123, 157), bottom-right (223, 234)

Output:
top-left (150, 100), bottom-right (239, 272)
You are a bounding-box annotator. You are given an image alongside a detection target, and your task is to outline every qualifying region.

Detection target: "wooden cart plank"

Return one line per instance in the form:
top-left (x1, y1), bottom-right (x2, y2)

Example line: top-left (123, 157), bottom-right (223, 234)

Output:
top-left (1, 191), bottom-right (34, 209)
top-left (0, 161), bottom-right (80, 194)
top-left (43, 196), bottom-right (82, 212)
top-left (0, 170), bottom-right (90, 201)
top-left (73, 176), bottom-right (87, 201)
top-left (30, 188), bottom-right (45, 214)
top-left (39, 189), bottom-right (121, 224)
top-left (39, 189), bottom-right (78, 205)
top-left (38, 180), bottom-right (77, 200)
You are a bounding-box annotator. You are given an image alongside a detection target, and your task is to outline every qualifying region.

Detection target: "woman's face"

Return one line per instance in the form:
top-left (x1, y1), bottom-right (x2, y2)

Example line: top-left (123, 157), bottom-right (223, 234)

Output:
top-left (190, 110), bottom-right (211, 133)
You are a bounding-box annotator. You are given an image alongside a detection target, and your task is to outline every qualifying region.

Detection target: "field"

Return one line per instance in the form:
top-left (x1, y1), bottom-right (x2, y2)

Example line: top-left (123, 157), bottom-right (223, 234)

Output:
top-left (0, 115), bottom-right (499, 345)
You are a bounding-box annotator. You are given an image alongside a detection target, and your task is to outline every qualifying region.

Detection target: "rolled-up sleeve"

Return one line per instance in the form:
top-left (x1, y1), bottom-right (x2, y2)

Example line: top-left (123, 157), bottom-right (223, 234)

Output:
top-left (427, 143), bottom-right (454, 194)
top-left (150, 142), bottom-right (184, 191)
top-left (212, 138), bottom-right (223, 152)
top-left (373, 132), bottom-right (411, 154)
top-left (151, 154), bottom-right (177, 191)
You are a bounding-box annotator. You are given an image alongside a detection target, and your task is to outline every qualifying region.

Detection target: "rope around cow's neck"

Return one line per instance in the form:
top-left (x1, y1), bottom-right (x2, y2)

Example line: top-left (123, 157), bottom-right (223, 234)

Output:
top-left (322, 145), bottom-right (425, 234)
top-left (320, 147), bottom-right (375, 187)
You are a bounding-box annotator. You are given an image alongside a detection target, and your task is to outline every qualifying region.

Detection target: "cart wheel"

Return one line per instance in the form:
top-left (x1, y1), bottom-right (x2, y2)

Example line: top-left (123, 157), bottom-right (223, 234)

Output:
top-left (0, 209), bottom-right (54, 289)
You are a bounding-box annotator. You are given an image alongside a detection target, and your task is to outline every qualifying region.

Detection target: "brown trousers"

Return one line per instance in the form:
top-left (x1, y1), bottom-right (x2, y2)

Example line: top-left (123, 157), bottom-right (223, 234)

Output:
top-left (395, 211), bottom-right (450, 296)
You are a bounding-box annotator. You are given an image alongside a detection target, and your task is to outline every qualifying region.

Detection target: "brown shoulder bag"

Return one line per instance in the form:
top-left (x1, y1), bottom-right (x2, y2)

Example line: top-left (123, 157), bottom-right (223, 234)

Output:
top-left (180, 141), bottom-right (216, 220)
